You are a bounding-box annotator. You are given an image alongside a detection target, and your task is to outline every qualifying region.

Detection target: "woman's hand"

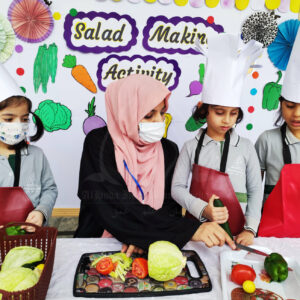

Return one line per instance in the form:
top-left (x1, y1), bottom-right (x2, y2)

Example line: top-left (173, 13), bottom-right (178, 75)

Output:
top-left (202, 194), bottom-right (229, 224)
top-left (121, 244), bottom-right (144, 257)
top-left (235, 230), bottom-right (254, 246)
top-left (22, 211), bottom-right (44, 232)
top-left (192, 222), bottom-right (236, 250)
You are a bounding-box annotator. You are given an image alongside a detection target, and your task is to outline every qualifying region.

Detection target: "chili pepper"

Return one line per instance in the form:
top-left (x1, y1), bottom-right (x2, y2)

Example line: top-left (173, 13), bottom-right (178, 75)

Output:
top-left (264, 252), bottom-right (288, 282)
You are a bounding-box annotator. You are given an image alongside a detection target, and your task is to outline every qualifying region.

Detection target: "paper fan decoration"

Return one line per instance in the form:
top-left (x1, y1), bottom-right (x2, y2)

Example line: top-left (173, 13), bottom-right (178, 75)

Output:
top-left (0, 15), bottom-right (15, 63)
top-left (241, 12), bottom-right (278, 48)
top-left (267, 19), bottom-right (300, 71)
top-left (8, 0), bottom-right (54, 43)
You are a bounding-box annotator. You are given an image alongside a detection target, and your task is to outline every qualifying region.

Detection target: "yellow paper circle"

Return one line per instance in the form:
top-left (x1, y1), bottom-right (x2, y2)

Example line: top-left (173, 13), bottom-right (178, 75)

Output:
top-left (206, 0), bottom-right (219, 7)
top-left (144, 0), bottom-right (156, 3)
top-left (53, 12), bottom-right (61, 20)
top-left (290, 0), bottom-right (300, 13)
top-left (235, 0), bottom-right (250, 10)
top-left (265, 0), bottom-right (280, 9)
top-left (174, 0), bottom-right (188, 5)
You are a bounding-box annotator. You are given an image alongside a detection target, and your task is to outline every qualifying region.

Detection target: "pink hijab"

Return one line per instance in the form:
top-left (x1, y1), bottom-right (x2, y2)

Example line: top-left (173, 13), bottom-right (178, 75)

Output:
top-left (103, 75), bottom-right (171, 237)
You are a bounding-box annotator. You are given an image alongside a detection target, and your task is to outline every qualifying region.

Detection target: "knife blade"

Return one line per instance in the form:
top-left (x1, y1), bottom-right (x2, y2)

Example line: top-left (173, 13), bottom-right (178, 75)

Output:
top-left (235, 243), bottom-right (269, 256)
top-left (235, 243), bottom-right (293, 271)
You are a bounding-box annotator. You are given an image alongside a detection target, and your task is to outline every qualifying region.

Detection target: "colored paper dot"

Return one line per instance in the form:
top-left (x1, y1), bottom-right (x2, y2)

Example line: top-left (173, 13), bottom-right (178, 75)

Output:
top-left (252, 71), bottom-right (259, 79)
top-left (20, 86), bottom-right (26, 93)
top-left (145, 0), bottom-right (156, 2)
top-left (69, 8), bottom-right (78, 17)
top-left (246, 123), bottom-right (253, 130)
top-left (15, 45), bottom-right (23, 53)
top-left (16, 68), bottom-right (24, 76)
top-left (207, 16), bottom-right (214, 24)
top-left (250, 88), bottom-right (257, 95)
top-left (247, 68), bottom-right (253, 74)
top-left (174, 0), bottom-right (188, 5)
top-left (248, 106), bottom-right (254, 113)
top-left (53, 12), bottom-right (61, 20)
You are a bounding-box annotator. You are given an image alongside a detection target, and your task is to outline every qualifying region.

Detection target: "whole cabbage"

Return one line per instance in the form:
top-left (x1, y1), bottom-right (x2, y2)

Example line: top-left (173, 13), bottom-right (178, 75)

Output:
top-left (148, 241), bottom-right (186, 281)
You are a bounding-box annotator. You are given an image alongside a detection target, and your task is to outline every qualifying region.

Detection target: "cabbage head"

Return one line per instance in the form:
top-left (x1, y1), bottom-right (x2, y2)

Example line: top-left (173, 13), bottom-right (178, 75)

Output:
top-left (1, 246), bottom-right (44, 271)
top-left (0, 267), bottom-right (39, 292)
top-left (148, 241), bottom-right (186, 281)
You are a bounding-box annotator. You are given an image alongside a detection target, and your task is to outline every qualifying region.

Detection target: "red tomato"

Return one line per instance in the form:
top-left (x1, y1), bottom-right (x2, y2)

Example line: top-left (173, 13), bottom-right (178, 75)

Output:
top-left (96, 257), bottom-right (114, 275)
top-left (132, 258), bottom-right (148, 279)
top-left (231, 264), bottom-right (256, 285)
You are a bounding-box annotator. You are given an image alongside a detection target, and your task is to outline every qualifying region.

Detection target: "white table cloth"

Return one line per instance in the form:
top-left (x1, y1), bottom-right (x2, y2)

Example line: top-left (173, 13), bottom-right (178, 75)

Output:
top-left (46, 238), bottom-right (300, 300)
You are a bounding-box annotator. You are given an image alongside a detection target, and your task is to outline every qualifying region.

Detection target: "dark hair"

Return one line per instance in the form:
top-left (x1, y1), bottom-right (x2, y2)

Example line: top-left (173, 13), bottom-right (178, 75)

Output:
top-left (0, 96), bottom-right (44, 149)
top-left (192, 103), bottom-right (244, 124)
top-left (274, 96), bottom-right (285, 127)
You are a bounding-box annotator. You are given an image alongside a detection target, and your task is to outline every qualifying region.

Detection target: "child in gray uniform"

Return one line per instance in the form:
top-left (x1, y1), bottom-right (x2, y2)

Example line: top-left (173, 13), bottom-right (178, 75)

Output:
top-left (0, 65), bottom-right (57, 230)
top-left (171, 33), bottom-right (263, 246)
top-left (255, 96), bottom-right (300, 203)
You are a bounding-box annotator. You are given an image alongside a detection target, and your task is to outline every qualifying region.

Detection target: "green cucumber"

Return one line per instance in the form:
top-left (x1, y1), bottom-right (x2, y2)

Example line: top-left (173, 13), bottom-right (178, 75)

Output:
top-left (213, 199), bottom-right (233, 240)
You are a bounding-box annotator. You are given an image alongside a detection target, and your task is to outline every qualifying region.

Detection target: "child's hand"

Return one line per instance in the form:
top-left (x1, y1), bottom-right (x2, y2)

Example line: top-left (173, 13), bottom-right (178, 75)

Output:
top-left (22, 211), bottom-right (44, 232)
top-left (235, 230), bottom-right (254, 246)
top-left (202, 194), bottom-right (229, 224)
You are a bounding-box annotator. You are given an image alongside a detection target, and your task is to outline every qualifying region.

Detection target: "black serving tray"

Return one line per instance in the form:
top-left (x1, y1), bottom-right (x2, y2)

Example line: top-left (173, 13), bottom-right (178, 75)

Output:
top-left (73, 250), bottom-right (212, 298)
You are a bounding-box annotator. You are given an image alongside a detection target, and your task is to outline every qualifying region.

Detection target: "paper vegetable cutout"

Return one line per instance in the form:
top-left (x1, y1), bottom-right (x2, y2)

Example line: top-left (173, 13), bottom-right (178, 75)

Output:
top-left (33, 43), bottom-right (58, 93)
top-left (185, 114), bottom-right (206, 132)
top-left (8, 0), bottom-right (54, 43)
top-left (163, 113), bottom-right (172, 138)
top-left (262, 71), bottom-right (282, 111)
top-left (34, 100), bottom-right (72, 132)
top-left (267, 19), bottom-right (300, 71)
top-left (83, 97), bottom-right (106, 135)
top-left (242, 11), bottom-right (278, 48)
top-left (0, 15), bottom-right (15, 63)
top-left (62, 55), bottom-right (97, 93)
top-left (187, 64), bottom-right (205, 97)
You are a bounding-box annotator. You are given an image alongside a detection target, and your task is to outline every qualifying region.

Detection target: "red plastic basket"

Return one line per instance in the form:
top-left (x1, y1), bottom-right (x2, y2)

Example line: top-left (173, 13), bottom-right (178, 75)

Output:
top-left (0, 222), bottom-right (57, 300)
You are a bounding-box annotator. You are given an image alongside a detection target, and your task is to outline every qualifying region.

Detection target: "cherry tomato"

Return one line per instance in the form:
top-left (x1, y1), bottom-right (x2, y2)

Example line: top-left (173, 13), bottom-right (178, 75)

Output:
top-left (231, 264), bottom-right (256, 285)
top-left (96, 257), bottom-right (114, 275)
top-left (132, 258), bottom-right (148, 279)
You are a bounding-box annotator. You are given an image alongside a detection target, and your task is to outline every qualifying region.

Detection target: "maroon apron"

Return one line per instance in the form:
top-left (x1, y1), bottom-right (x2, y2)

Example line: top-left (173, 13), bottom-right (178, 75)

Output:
top-left (0, 148), bottom-right (34, 225)
top-left (258, 124), bottom-right (300, 237)
top-left (187, 129), bottom-right (245, 235)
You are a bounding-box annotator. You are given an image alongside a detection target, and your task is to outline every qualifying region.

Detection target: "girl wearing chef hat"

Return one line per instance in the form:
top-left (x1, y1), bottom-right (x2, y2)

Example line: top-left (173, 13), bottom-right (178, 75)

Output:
top-left (172, 33), bottom-right (263, 246)
top-left (256, 25), bottom-right (300, 238)
top-left (0, 64), bottom-right (57, 230)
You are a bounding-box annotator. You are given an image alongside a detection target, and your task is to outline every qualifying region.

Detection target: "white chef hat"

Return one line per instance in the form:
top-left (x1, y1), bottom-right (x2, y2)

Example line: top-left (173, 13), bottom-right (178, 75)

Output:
top-left (281, 27), bottom-right (300, 103)
top-left (200, 33), bottom-right (263, 107)
top-left (0, 63), bottom-right (25, 102)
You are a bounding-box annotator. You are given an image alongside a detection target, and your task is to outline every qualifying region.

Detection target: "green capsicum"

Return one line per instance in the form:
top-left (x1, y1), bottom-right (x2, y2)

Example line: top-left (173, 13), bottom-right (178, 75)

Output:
top-left (264, 252), bottom-right (288, 282)
top-left (5, 226), bottom-right (26, 236)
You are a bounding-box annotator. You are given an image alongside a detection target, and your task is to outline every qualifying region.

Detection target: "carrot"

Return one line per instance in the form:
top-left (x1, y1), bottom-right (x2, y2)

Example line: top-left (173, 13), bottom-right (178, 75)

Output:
top-left (62, 55), bottom-right (97, 93)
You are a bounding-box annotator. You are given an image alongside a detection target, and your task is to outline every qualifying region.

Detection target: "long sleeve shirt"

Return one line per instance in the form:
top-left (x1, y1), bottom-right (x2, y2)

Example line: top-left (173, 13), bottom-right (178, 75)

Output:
top-left (74, 127), bottom-right (200, 250)
top-left (0, 145), bottom-right (58, 224)
top-left (171, 128), bottom-right (263, 234)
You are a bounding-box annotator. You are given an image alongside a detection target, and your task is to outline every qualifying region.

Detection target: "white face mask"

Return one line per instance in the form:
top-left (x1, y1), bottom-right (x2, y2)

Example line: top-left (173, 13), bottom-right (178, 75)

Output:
top-left (0, 122), bottom-right (29, 145)
top-left (139, 122), bottom-right (165, 143)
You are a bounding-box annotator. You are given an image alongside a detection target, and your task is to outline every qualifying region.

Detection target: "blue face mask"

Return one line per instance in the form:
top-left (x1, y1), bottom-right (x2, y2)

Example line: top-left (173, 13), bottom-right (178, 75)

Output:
top-left (0, 122), bottom-right (29, 145)
top-left (138, 122), bottom-right (165, 143)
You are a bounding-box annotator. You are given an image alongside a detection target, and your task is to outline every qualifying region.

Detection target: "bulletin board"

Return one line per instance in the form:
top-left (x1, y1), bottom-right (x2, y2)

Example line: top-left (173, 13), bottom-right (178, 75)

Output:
top-left (0, 0), bottom-right (298, 208)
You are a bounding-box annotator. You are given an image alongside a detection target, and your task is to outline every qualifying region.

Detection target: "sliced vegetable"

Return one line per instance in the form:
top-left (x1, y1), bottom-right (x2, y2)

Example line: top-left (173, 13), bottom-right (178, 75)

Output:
top-left (264, 253), bottom-right (288, 282)
top-left (242, 280), bottom-right (256, 294)
top-left (231, 264), bottom-right (256, 285)
top-left (1, 246), bottom-right (44, 271)
top-left (148, 241), bottom-right (186, 282)
top-left (96, 257), bottom-right (114, 275)
top-left (132, 258), bottom-right (148, 279)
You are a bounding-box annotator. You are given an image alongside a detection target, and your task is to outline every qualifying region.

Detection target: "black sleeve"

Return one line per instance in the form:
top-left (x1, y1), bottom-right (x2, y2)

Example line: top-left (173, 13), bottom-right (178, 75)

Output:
top-left (74, 127), bottom-right (200, 250)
